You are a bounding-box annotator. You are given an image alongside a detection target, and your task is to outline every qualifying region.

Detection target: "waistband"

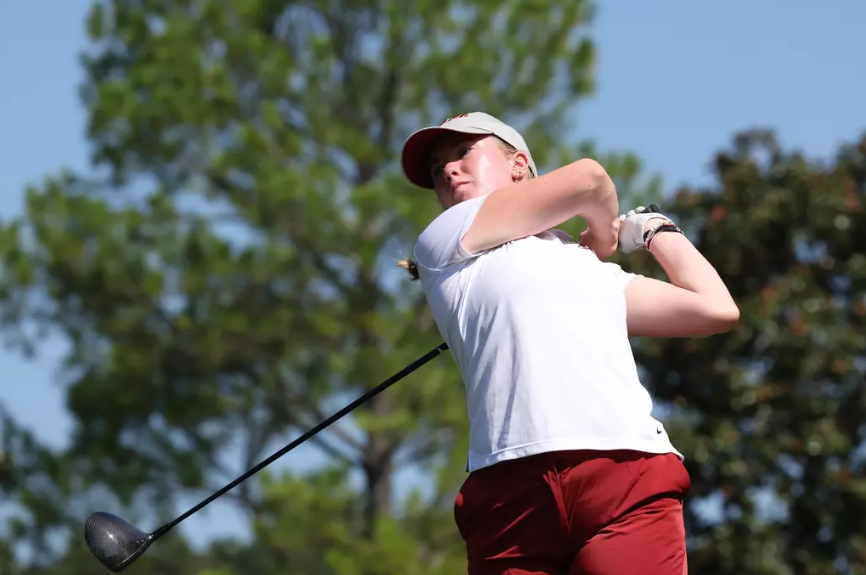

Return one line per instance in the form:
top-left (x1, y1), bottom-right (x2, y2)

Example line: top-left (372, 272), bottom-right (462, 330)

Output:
top-left (469, 449), bottom-right (671, 479)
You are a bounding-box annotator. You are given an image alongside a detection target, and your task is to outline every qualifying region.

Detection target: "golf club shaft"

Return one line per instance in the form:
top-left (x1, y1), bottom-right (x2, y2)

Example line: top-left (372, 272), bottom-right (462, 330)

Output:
top-left (151, 341), bottom-right (450, 540)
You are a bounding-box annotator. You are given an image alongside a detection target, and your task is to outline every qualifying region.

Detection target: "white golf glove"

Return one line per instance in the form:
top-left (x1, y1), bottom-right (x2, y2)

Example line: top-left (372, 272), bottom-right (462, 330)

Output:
top-left (618, 205), bottom-right (675, 253)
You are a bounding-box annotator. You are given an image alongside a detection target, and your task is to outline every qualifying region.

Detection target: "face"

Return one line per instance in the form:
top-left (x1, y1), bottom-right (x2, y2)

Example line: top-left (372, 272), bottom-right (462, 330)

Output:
top-left (428, 134), bottom-right (527, 209)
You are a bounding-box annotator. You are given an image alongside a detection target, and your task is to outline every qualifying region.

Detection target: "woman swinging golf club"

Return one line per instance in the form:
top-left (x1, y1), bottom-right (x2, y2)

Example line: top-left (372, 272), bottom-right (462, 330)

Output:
top-left (398, 112), bottom-right (739, 575)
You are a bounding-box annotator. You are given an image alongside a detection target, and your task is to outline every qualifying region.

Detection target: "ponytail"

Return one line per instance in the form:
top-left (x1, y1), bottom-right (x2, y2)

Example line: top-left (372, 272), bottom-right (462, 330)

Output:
top-left (396, 258), bottom-right (420, 281)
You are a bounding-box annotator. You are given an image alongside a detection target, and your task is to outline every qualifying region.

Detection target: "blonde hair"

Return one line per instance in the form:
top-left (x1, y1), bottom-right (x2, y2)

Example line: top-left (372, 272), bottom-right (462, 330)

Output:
top-left (396, 257), bottom-right (421, 280)
top-left (397, 137), bottom-right (533, 281)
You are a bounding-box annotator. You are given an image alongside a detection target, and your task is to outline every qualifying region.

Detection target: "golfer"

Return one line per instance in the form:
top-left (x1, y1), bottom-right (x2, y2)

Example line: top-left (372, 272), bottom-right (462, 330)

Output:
top-left (398, 112), bottom-right (739, 575)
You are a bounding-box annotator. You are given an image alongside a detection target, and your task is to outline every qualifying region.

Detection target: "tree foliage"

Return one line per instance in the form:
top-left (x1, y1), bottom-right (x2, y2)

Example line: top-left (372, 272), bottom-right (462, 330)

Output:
top-left (0, 0), bottom-right (634, 573)
top-left (626, 130), bottom-right (866, 575)
top-left (4, 1), bottom-right (863, 574)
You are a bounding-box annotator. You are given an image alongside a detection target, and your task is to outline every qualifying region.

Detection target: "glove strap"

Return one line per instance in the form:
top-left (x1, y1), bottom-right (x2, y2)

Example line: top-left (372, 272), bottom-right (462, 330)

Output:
top-left (643, 222), bottom-right (683, 250)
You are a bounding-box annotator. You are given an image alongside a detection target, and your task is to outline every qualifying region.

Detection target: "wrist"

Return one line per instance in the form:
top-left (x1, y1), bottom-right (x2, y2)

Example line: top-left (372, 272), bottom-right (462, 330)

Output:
top-left (644, 221), bottom-right (684, 251)
top-left (642, 216), bottom-right (672, 235)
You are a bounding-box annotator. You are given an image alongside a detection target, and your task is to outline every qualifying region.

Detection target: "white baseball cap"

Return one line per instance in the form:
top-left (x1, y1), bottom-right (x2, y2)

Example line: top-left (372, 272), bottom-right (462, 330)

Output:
top-left (400, 112), bottom-right (538, 189)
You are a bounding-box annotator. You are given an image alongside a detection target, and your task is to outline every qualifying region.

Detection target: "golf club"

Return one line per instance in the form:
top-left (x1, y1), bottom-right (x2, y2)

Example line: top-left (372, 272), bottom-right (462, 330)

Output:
top-left (84, 341), bottom-right (450, 572)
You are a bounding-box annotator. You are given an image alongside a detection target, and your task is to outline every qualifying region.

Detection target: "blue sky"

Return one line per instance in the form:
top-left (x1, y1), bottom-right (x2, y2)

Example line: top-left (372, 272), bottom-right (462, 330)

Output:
top-left (2, 0), bottom-right (865, 549)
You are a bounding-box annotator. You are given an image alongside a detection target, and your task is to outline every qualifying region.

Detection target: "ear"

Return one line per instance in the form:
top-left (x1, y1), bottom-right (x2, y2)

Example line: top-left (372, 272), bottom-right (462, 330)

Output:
top-left (511, 151), bottom-right (531, 182)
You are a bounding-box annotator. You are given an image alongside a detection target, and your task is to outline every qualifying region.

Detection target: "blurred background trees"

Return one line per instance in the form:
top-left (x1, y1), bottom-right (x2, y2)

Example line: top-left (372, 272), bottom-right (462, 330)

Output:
top-left (629, 131), bottom-right (866, 575)
top-left (0, 1), bottom-right (863, 574)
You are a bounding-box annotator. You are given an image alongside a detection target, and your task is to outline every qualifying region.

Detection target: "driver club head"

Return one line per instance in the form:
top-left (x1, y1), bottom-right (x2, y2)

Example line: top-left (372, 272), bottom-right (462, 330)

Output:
top-left (84, 512), bottom-right (154, 572)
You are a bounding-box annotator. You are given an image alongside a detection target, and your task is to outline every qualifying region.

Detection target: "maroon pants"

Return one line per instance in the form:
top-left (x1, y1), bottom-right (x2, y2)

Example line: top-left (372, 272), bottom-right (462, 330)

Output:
top-left (454, 450), bottom-right (691, 575)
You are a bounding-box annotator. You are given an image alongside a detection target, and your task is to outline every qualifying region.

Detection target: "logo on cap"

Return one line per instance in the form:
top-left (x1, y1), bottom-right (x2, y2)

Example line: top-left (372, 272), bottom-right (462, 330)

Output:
top-left (441, 113), bottom-right (469, 125)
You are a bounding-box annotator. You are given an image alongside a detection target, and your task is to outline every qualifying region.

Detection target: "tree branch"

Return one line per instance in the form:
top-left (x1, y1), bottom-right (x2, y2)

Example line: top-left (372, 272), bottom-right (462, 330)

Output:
top-left (282, 385), bottom-right (366, 455)
top-left (306, 434), bottom-right (359, 467)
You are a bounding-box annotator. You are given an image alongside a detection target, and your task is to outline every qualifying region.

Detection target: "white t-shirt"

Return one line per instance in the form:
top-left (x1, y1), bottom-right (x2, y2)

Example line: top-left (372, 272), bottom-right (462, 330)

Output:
top-left (414, 194), bottom-right (683, 472)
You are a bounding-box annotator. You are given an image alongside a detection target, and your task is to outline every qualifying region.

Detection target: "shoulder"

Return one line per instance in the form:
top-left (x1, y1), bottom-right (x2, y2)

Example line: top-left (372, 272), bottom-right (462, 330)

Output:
top-left (414, 195), bottom-right (490, 271)
top-left (599, 260), bottom-right (642, 290)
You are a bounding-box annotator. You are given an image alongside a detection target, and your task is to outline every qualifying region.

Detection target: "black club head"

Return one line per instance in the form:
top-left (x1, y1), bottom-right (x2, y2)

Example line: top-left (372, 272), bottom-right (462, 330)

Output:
top-left (84, 512), bottom-right (154, 572)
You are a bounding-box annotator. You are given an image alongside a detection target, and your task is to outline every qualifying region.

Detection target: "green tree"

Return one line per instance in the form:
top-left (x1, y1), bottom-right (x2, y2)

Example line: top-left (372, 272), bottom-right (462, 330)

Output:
top-left (627, 130), bottom-right (866, 575)
top-left (0, 1), bottom-right (657, 573)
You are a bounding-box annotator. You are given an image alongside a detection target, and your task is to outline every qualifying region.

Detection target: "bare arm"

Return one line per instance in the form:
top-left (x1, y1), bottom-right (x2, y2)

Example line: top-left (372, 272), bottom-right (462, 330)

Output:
top-left (624, 230), bottom-right (740, 337)
top-left (462, 159), bottom-right (619, 256)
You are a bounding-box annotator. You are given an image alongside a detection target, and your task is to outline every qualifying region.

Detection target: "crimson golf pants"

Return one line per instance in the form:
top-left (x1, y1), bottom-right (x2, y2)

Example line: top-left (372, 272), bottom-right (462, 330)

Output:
top-left (454, 449), bottom-right (691, 575)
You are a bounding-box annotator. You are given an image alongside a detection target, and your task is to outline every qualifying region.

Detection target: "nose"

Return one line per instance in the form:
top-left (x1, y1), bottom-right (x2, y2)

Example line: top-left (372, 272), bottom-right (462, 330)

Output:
top-left (443, 159), bottom-right (462, 179)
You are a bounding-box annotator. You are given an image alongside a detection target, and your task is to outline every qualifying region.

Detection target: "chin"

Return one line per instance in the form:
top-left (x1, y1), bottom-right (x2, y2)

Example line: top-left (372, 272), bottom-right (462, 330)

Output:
top-left (453, 188), bottom-right (480, 204)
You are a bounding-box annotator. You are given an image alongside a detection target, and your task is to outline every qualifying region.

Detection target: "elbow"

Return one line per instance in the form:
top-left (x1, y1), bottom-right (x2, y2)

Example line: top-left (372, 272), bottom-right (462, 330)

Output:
top-left (573, 157), bottom-right (606, 176)
top-left (706, 302), bottom-right (740, 334)
top-left (568, 158), bottom-right (615, 209)
top-left (572, 158), bottom-right (611, 192)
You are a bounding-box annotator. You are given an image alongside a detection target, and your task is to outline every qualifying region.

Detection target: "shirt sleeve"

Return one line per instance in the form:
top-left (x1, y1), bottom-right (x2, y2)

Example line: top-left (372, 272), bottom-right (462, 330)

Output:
top-left (413, 194), bottom-right (490, 271)
top-left (604, 261), bottom-right (643, 291)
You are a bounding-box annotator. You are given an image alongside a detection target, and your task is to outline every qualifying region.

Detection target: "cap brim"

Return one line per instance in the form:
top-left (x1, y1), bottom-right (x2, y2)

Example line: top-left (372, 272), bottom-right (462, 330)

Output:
top-left (401, 125), bottom-right (493, 189)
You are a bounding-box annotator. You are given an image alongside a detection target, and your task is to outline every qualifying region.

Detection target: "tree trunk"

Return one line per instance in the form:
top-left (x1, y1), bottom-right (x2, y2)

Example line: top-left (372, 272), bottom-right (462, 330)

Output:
top-left (362, 390), bottom-right (394, 540)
